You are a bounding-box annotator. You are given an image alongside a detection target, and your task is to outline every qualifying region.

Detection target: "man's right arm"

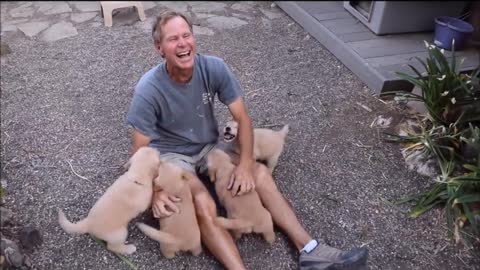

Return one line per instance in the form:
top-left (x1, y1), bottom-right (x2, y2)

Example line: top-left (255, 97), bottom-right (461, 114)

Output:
top-left (130, 128), bottom-right (151, 156)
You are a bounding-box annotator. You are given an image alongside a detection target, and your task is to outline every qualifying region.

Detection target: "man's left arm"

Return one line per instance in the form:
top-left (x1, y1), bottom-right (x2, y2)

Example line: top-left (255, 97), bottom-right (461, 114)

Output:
top-left (227, 97), bottom-right (256, 196)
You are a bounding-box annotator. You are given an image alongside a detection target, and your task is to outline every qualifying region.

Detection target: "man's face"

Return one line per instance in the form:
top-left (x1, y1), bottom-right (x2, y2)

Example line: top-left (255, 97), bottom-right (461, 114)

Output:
top-left (157, 16), bottom-right (196, 72)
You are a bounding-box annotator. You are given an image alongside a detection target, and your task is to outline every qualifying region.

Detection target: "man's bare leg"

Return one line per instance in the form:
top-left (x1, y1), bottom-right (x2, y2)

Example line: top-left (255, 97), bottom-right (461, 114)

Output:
top-left (253, 163), bottom-right (312, 250)
top-left (188, 175), bottom-right (247, 270)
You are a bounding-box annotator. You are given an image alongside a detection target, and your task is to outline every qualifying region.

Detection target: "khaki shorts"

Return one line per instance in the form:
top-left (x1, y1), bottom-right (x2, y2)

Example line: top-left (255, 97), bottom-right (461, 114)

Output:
top-left (159, 143), bottom-right (216, 176)
top-left (159, 142), bottom-right (236, 215)
top-left (159, 142), bottom-right (237, 177)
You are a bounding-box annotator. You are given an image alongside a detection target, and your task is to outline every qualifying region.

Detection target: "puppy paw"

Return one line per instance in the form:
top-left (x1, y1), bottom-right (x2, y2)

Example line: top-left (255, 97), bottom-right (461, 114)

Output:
top-left (191, 245), bottom-right (202, 256)
top-left (125, 244), bottom-right (136, 255)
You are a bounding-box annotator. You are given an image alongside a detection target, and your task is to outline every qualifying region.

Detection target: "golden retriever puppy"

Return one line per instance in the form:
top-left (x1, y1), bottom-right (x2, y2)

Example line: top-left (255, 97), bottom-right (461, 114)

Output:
top-left (207, 149), bottom-right (275, 243)
top-left (58, 146), bottom-right (161, 255)
top-left (136, 161), bottom-right (202, 259)
top-left (223, 120), bottom-right (289, 173)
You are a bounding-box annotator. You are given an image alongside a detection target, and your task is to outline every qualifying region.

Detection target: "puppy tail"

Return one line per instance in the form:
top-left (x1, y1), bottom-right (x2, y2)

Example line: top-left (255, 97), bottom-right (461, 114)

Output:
top-left (215, 217), bottom-right (252, 230)
top-left (136, 222), bottom-right (177, 245)
top-left (279, 124), bottom-right (289, 138)
top-left (58, 209), bottom-right (89, 235)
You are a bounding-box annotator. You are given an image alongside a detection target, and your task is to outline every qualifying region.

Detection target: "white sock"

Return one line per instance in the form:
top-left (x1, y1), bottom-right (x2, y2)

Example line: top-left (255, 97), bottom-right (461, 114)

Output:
top-left (301, 239), bottom-right (318, 253)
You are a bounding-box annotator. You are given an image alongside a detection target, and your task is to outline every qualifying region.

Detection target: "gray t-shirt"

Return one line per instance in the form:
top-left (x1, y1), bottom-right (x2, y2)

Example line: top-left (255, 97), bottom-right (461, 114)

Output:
top-left (127, 54), bottom-right (242, 156)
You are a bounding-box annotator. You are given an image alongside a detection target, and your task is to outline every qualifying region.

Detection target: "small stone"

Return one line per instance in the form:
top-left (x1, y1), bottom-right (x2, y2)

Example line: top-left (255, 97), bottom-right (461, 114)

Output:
top-left (19, 226), bottom-right (43, 251)
top-left (0, 42), bottom-right (11, 56)
top-left (271, 3), bottom-right (277, 8)
top-left (0, 207), bottom-right (13, 226)
top-left (0, 238), bottom-right (23, 268)
top-left (23, 255), bottom-right (32, 268)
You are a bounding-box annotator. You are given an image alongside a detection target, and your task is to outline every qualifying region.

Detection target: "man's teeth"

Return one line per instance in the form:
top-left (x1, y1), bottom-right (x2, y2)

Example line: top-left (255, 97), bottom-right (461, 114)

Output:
top-left (177, 51), bottom-right (190, 57)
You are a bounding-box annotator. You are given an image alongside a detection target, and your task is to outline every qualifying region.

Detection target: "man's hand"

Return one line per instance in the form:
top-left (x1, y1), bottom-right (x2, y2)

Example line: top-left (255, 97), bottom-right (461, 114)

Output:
top-left (227, 160), bottom-right (255, 196)
top-left (151, 190), bottom-right (181, 218)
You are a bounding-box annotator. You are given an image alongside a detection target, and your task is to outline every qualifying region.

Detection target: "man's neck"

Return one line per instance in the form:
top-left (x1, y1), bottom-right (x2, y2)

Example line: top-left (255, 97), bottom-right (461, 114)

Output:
top-left (166, 62), bottom-right (193, 84)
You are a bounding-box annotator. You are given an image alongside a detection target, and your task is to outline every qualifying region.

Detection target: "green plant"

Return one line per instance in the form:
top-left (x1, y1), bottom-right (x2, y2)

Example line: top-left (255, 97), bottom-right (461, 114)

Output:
top-left (381, 40), bottom-right (480, 246)
top-left (381, 41), bottom-right (480, 127)
top-left (384, 119), bottom-right (465, 165)
top-left (392, 132), bottom-right (480, 243)
top-left (459, 123), bottom-right (480, 164)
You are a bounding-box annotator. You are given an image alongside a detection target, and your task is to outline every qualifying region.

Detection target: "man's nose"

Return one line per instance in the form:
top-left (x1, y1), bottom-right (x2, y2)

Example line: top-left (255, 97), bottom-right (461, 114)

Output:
top-left (178, 37), bottom-right (186, 47)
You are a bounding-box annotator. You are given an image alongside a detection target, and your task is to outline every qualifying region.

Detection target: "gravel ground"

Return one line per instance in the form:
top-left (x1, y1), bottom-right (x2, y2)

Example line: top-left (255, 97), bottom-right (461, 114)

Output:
top-left (1, 1), bottom-right (479, 270)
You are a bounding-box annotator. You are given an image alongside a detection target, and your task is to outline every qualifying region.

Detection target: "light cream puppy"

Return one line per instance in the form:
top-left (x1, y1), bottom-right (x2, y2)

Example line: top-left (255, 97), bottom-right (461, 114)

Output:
top-left (58, 146), bottom-right (161, 255)
top-left (207, 149), bottom-right (275, 243)
top-left (223, 120), bottom-right (289, 173)
top-left (136, 161), bottom-right (202, 259)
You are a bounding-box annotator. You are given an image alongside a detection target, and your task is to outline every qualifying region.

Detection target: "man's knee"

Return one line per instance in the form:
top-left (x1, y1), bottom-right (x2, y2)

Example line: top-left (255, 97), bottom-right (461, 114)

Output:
top-left (254, 163), bottom-right (277, 192)
top-left (193, 192), bottom-right (217, 224)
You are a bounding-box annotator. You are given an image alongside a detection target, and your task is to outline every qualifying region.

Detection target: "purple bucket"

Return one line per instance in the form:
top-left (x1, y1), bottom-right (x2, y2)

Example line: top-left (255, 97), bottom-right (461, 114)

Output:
top-left (433, 16), bottom-right (474, 51)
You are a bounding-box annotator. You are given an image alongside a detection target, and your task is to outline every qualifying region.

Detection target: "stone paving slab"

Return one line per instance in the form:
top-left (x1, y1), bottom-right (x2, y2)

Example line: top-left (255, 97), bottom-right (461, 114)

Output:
top-left (1, 1), bottom-right (265, 42)
top-left (16, 21), bottom-right (50, 37)
top-left (190, 2), bottom-right (227, 13)
top-left (9, 3), bottom-right (35, 18)
top-left (193, 25), bottom-right (215, 36)
top-left (206, 16), bottom-right (248, 30)
top-left (69, 1), bottom-right (101, 12)
top-left (38, 2), bottom-right (72, 15)
top-left (40, 21), bottom-right (77, 42)
top-left (156, 2), bottom-right (189, 13)
top-left (70, 12), bottom-right (97, 24)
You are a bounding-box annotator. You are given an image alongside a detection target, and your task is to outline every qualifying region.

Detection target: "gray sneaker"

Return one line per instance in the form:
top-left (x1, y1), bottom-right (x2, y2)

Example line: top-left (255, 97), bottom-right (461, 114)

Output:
top-left (299, 243), bottom-right (368, 270)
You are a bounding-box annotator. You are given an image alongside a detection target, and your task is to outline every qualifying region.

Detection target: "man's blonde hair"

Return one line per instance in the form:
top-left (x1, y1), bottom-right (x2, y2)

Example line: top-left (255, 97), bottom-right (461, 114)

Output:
top-left (152, 10), bottom-right (193, 44)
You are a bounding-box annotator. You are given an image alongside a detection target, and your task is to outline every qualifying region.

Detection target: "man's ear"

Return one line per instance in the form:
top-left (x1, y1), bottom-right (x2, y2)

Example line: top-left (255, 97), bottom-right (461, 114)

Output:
top-left (155, 42), bottom-right (165, 58)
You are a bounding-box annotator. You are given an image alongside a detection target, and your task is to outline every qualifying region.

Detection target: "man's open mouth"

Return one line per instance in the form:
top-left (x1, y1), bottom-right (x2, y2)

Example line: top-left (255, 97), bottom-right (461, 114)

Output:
top-left (223, 132), bottom-right (236, 142)
top-left (176, 51), bottom-right (191, 58)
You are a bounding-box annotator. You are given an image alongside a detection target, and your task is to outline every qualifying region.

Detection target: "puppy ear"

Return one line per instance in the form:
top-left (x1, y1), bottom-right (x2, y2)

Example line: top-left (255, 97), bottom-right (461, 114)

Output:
top-left (153, 175), bottom-right (162, 187)
top-left (208, 168), bottom-right (216, 183)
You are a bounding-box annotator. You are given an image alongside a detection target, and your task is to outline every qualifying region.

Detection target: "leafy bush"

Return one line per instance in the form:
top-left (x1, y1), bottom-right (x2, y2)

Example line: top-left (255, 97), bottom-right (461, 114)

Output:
top-left (381, 40), bottom-right (480, 246)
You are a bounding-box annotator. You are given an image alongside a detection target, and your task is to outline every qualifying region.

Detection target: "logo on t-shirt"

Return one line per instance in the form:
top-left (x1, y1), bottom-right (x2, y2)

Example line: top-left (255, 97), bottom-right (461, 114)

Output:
top-left (202, 92), bottom-right (213, 105)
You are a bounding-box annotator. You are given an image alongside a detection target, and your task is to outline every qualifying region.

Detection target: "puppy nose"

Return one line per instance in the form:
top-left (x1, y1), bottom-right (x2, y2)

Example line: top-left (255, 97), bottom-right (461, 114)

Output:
top-left (225, 127), bottom-right (231, 132)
